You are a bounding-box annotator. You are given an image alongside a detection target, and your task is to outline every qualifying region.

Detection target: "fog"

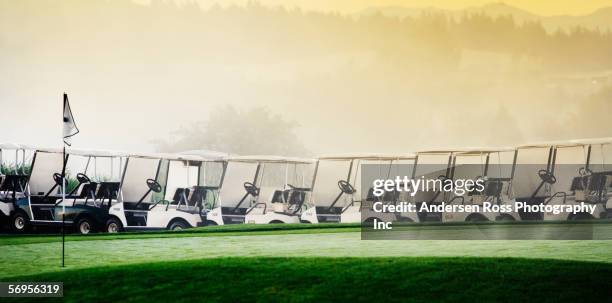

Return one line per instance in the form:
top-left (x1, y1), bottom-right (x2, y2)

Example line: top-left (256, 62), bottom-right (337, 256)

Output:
top-left (1, 0), bottom-right (611, 155)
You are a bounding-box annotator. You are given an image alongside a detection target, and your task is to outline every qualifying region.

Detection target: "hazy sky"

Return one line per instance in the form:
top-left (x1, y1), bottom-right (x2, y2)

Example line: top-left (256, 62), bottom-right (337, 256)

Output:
top-left (185, 0), bottom-right (611, 15)
top-left (1, 0), bottom-right (611, 155)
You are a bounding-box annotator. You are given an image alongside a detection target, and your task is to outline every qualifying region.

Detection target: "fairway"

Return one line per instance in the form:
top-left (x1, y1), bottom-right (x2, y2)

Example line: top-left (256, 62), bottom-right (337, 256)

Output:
top-left (3, 257), bottom-right (612, 303)
top-left (1, 226), bottom-right (612, 279)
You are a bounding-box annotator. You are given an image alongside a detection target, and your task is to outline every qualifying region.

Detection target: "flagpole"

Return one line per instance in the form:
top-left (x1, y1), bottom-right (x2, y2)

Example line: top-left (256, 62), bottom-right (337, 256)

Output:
top-left (61, 92), bottom-right (79, 268)
top-left (62, 145), bottom-right (66, 268)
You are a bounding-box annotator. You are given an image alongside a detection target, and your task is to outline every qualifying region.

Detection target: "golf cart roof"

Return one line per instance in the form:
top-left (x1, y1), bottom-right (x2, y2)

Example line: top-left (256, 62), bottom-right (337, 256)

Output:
top-left (31, 147), bottom-right (126, 158)
top-left (417, 147), bottom-right (512, 155)
top-left (568, 137), bottom-right (612, 146)
top-left (227, 155), bottom-right (315, 164)
top-left (67, 148), bottom-right (128, 158)
top-left (453, 147), bottom-right (516, 155)
top-left (178, 150), bottom-right (231, 161)
top-left (517, 139), bottom-right (601, 149)
top-left (126, 152), bottom-right (206, 162)
top-left (0, 143), bottom-right (33, 150)
top-left (317, 153), bottom-right (416, 160)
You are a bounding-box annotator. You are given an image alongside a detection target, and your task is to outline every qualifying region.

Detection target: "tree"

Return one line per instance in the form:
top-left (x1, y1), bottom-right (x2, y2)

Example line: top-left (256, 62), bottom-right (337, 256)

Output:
top-left (154, 105), bottom-right (309, 156)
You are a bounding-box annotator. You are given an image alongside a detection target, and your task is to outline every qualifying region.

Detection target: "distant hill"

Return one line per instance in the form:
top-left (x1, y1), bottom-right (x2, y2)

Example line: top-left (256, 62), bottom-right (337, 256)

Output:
top-left (358, 2), bottom-right (612, 32)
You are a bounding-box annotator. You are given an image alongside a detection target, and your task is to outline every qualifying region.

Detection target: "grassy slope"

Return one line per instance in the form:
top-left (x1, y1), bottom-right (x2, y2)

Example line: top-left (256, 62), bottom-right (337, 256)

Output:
top-left (2, 231), bottom-right (611, 278)
top-left (3, 257), bottom-right (612, 303)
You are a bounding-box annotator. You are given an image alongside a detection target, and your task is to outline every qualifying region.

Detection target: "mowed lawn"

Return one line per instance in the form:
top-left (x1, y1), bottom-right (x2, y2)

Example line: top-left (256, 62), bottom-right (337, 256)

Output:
top-left (1, 225), bottom-right (611, 278)
top-left (2, 257), bottom-right (612, 303)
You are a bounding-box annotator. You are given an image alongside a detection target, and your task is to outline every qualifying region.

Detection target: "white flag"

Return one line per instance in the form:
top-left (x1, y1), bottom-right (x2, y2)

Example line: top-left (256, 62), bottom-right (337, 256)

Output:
top-left (63, 93), bottom-right (79, 146)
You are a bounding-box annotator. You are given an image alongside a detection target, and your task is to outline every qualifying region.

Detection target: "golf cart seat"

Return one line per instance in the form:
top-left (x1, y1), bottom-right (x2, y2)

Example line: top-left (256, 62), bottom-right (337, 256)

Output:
top-left (366, 187), bottom-right (398, 203)
top-left (570, 175), bottom-right (586, 191)
top-left (483, 180), bottom-right (503, 197)
top-left (288, 191), bottom-right (305, 205)
top-left (316, 206), bottom-right (343, 215)
top-left (0, 174), bottom-right (28, 192)
top-left (73, 182), bottom-right (99, 203)
top-left (222, 207), bottom-right (247, 215)
top-left (96, 182), bottom-right (120, 202)
top-left (271, 189), bottom-right (290, 203)
top-left (189, 186), bottom-right (215, 207)
top-left (172, 188), bottom-right (190, 205)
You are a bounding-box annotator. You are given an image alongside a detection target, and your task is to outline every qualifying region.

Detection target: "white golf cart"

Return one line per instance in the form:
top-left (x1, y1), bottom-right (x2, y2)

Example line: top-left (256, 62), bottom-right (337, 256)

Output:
top-left (12, 147), bottom-right (125, 234)
top-left (398, 150), bottom-right (456, 222)
top-left (300, 154), bottom-right (416, 224)
top-left (441, 147), bottom-right (521, 222)
top-left (0, 143), bottom-right (34, 230)
top-left (107, 152), bottom-right (222, 231)
top-left (205, 156), bottom-right (314, 225)
top-left (541, 138), bottom-right (612, 221)
top-left (503, 141), bottom-right (569, 221)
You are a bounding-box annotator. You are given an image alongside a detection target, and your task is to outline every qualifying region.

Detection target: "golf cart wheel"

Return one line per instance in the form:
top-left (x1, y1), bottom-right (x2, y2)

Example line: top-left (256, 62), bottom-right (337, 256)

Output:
top-left (569, 213), bottom-right (593, 221)
top-left (269, 220), bottom-right (283, 224)
top-left (205, 220), bottom-right (218, 226)
top-left (496, 214), bottom-right (515, 222)
top-left (11, 211), bottom-right (29, 233)
top-left (466, 214), bottom-right (488, 222)
top-left (76, 217), bottom-right (95, 235)
top-left (168, 220), bottom-right (189, 231)
top-left (105, 217), bottom-right (124, 233)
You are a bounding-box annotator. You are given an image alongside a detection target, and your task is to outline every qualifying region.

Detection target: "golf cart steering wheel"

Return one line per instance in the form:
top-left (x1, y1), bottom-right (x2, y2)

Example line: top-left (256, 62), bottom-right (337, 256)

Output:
top-left (76, 173), bottom-right (91, 184)
top-left (146, 179), bottom-right (163, 193)
top-left (53, 173), bottom-right (64, 186)
top-left (538, 169), bottom-right (557, 185)
top-left (579, 167), bottom-right (592, 176)
top-left (337, 180), bottom-right (356, 194)
top-left (243, 182), bottom-right (260, 196)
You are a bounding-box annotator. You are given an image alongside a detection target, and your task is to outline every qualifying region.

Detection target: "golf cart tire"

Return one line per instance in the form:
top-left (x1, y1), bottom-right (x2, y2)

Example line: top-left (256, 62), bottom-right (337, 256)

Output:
top-left (362, 217), bottom-right (377, 227)
top-left (168, 219), bottom-right (190, 231)
top-left (76, 216), bottom-right (96, 235)
top-left (466, 214), bottom-right (488, 222)
top-left (496, 214), bottom-right (515, 222)
top-left (269, 220), bottom-right (284, 224)
top-left (10, 211), bottom-right (30, 233)
top-left (205, 220), bottom-right (218, 226)
top-left (300, 220), bottom-right (311, 224)
top-left (105, 217), bottom-right (124, 233)
top-left (569, 212), bottom-right (593, 221)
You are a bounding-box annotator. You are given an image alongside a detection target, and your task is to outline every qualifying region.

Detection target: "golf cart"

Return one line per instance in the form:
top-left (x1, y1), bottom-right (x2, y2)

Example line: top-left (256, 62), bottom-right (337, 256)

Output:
top-left (205, 156), bottom-right (314, 225)
top-left (541, 138), bottom-right (612, 221)
top-left (505, 141), bottom-right (569, 220)
top-left (107, 152), bottom-right (222, 231)
top-left (11, 148), bottom-right (125, 234)
top-left (397, 150), bottom-right (456, 222)
top-left (300, 154), bottom-right (416, 224)
top-left (441, 147), bottom-right (521, 222)
top-left (0, 143), bottom-right (34, 229)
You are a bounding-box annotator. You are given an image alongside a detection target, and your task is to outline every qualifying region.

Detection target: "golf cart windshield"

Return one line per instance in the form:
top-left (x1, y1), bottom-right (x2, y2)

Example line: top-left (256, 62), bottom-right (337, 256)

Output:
top-left (121, 157), bottom-right (162, 203)
top-left (0, 145), bottom-right (34, 198)
top-left (412, 152), bottom-right (453, 203)
top-left (550, 145), bottom-right (589, 197)
top-left (164, 160), bottom-right (200, 201)
top-left (512, 146), bottom-right (553, 199)
top-left (28, 151), bottom-right (65, 196)
top-left (258, 161), bottom-right (312, 204)
top-left (311, 159), bottom-right (353, 208)
top-left (217, 161), bottom-right (259, 208)
top-left (0, 145), bottom-right (34, 175)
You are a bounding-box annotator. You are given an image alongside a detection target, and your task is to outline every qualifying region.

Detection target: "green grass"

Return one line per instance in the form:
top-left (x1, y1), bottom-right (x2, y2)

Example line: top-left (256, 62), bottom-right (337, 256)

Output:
top-left (0, 223), bottom-right (361, 245)
top-left (2, 257), bottom-right (611, 303)
top-left (1, 231), bottom-right (611, 278)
